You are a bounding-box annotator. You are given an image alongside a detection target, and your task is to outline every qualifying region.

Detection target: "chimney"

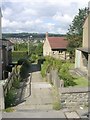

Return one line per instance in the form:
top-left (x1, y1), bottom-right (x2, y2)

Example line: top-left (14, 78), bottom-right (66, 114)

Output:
top-left (46, 32), bottom-right (48, 38)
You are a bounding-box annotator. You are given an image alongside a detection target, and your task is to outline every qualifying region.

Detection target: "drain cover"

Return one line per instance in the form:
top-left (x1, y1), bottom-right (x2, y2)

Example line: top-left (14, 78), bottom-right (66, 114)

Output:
top-left (64, 111), bottom-right (80, 119)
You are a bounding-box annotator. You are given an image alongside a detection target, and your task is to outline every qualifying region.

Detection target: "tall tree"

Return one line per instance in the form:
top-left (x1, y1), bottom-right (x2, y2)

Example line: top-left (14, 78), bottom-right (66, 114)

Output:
top-left (66, 8), bottom-right (89, 61)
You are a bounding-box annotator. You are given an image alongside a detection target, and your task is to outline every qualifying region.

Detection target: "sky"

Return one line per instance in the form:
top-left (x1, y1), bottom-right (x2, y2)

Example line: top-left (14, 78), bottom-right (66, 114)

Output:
top-left (0, 0), bottom-right (90, 34)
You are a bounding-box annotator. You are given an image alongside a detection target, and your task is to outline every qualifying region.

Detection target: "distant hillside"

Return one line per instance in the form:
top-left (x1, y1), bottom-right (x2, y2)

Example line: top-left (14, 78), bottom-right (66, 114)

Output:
top-left (2, 33), bottom-right (66, 39)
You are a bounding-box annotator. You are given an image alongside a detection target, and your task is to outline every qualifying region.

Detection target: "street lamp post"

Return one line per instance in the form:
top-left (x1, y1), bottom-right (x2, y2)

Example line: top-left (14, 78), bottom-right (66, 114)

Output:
top-left (27, 35), bottom-right (32, 56)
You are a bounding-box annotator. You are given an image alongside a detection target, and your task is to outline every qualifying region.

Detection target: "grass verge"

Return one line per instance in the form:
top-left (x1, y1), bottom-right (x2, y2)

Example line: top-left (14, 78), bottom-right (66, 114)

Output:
top-left (73, 76), bottom-right (88, 87)
top-left (52, 87), bottom-right (61, 110)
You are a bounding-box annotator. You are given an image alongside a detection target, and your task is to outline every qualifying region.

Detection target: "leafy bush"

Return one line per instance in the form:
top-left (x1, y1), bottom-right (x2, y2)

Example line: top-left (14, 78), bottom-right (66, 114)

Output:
top-left (12, 51), bottom-right (28, 62)
top-left (53, 59), bottom-right (62, 71)
top-left (30, 54), bottom-right (38, 63)
top-left (41, 61), bottom-right (50, 77)
top-left (41, 57), bottom-right (62, 78)
top-left (5, 89), bottom-right (16, 108)
top-left (20, 59), bottom-right (30, 79)
top-left (12, 78), bottom-right (20, 89)
top-left (59, 63), bottom-right (76, 87)
top-left (41, 57), bottom-right (76, 87)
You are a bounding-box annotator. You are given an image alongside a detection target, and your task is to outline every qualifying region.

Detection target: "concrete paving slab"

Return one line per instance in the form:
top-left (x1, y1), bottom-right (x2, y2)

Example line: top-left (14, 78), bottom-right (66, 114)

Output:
top-left (3, 110), bottom-right (66, 118)
top-left (64, 111), bottom-right (80, 119)
top-left (32, 82), bottom-right (52, 88)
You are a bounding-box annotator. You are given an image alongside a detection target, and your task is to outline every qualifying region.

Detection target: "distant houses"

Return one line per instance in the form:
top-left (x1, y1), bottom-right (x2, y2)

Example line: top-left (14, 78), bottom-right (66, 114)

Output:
top-left (43, 32), bottom-right (68, 60)
top-left (75, 8), bottom-right (90, 75)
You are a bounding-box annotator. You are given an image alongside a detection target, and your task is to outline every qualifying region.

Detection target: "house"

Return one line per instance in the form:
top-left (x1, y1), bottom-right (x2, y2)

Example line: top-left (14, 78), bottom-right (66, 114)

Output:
top-left (0, 8), bottom-right (2, 80)
top-left (75, 3), bottom-right (90, 76)
top-left (2, 39), bottom-right (14, 79)
top-left (0, 8), bottom-right (14, 80)
top-left (43, 32), bottom-right (68, 60)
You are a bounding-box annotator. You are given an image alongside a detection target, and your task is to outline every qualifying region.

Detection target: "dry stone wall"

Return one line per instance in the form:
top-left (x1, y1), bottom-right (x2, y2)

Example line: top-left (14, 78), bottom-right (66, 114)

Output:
top-left (59, 87), bottom-right (89, 109)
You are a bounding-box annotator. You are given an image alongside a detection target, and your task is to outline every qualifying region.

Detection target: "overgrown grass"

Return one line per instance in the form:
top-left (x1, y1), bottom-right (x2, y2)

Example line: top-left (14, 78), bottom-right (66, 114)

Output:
top-left (4, 107), bottom-right (15, 112)
top-left (73, 76), bottom-right (88, 87)
top-left (53, 101), bottom-right (61, 110)
top-left (52, 87), bottom-right (61, 110)
top-left (41, 56), bottom-right (88, 87)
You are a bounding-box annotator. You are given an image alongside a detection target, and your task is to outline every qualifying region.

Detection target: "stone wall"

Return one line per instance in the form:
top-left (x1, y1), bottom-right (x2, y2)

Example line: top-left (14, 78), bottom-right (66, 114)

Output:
top-left (46, 69), bottom-right (89, 110)
top-left (59, 87), bottom-right (89, 109)
top-left (46, 69), bottom-right (62, 88)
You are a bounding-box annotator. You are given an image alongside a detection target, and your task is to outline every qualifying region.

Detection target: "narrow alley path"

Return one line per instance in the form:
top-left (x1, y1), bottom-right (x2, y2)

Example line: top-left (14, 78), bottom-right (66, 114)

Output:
top-left (2, 64), bottom-right (88, 119)
top-left (14, 63), bottom-right (54, 111)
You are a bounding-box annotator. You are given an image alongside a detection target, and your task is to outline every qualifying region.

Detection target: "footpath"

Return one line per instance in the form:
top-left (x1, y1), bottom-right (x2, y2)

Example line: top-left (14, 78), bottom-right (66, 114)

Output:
top-left (2, 64), bottom-right (88, 119)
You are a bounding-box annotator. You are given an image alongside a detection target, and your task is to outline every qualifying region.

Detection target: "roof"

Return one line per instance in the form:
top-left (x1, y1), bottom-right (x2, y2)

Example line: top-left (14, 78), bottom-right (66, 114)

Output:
top-left (8, 40), bottom-right (14, 46)
top-left (83, 12), bottom-right (90, 27)
top-left (1, 39), bottom-right (14, 46)
top-left (77, 47), bottom-right (90, 54)
top-left (47, 37), bottom-right (68, 49)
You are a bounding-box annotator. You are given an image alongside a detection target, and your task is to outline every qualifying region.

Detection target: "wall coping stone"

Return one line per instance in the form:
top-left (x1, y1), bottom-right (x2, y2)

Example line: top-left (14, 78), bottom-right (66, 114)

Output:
top-left (59, 87), bottom-right (90, 94)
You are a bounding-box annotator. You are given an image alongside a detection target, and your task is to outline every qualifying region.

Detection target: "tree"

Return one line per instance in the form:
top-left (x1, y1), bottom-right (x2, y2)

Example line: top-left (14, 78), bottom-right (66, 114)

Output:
top-left (35, 42), bottom-right (43, 56)
top-left (66, 8), bottom-right (89, 61)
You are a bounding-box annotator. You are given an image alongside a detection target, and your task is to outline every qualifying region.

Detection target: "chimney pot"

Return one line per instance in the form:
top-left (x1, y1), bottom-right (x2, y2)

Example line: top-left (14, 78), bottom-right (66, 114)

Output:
top-left (46, 32), bottom-right (48, 38)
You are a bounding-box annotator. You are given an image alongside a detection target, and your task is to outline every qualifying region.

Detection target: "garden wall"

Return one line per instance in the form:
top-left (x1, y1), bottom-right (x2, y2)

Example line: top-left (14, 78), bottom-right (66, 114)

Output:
top-left (46, 69), bottom-right (64, 88)
top-left (59, 87), bottom-right (89, 109)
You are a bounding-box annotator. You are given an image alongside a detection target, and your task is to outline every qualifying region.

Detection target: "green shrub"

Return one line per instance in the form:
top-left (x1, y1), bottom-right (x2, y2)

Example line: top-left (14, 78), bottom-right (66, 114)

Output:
top-left (53, 59), bottom-right (62, 71)
top-left (30, 54), bottom-right (37, 63)
top-left (5, 89), bottom-right (16, 108)
top-left (59, 63), bottom-right (76, 87)
top-left (12, 51), bottom-right (28, 62)
top-left (41, 61), bottom-right (51, 77)
top-left (41, 57), bottom-right (76, 87)
top-left (53, 101), bottom-right (61, 110)
top-left (12, 78), bottom-right (20, 89)
top-left (20, 59), bottom-right (30, 79)
top-left (41, 57), bottom-right (62, 78)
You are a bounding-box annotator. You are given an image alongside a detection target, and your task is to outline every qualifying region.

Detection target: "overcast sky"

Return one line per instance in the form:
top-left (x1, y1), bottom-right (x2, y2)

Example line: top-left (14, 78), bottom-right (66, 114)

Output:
top-left (1, 0), bottom-right (90, 34)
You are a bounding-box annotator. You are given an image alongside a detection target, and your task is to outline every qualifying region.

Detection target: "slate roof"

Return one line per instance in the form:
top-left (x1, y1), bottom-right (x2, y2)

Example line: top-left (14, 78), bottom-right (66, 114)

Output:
top-left (77, 47), bottom-right (90, 54)
top-left (1, 39), bottom-right (14, 46)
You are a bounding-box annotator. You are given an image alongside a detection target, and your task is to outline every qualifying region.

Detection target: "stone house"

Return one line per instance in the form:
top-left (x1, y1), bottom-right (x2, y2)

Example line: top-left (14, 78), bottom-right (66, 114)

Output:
top-left (43, 32), bottom-right (68, 60)
top-left (75, 8), bottom-right (90, 76)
